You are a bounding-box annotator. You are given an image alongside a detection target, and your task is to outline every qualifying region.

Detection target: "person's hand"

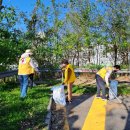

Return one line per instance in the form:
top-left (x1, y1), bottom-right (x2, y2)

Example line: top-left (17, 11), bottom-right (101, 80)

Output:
top-left (36, 71), bottom-right (41, 76)
top-left (106, 83), bottom-right (110, 88)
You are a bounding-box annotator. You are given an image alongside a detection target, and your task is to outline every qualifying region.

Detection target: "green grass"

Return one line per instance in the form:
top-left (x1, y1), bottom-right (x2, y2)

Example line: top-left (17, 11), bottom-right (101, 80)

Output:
top-left (72, 85), bottom-right (97, 95)
top-left (118, 84), bottom-right (130, 95)
top-left (0, 82), bottom-right (52, 130)
top-left (72, 84), bottom-right (130, 95)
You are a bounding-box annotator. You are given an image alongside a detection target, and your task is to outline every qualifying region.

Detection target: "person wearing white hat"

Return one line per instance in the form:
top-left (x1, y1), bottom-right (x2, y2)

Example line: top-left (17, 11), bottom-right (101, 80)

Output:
top-left (25, 49), bottom-right (33, 55)
top-left (18, 49), bottom-right (39, 100)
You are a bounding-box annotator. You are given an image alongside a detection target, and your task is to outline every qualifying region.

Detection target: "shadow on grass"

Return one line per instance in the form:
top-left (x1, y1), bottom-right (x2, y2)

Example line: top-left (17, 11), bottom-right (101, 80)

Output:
top-left (0, 101), bottom-right (48, 130)
top-left (72, 84), bottom-right (97, 94)
top-left (0, 83), bottom-right (51, 130)
top-left (0, 82), bottom-right (19, 91)
top-left (36, 79), bottom-right (61, 86)
top-left (28, 86), bottom-right (51, 99)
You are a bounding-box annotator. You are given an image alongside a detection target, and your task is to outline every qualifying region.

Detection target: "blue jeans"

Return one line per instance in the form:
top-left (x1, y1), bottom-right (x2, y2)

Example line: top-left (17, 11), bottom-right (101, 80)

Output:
top-left (96, 74), bottom-right (106, 98)
top-left (18, 75), bottom-right (29, 98)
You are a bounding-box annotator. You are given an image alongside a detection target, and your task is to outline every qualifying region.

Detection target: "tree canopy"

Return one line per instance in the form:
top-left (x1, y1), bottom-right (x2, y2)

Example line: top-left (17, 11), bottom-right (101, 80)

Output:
top-left (0, 0), bottom-right (130, 71)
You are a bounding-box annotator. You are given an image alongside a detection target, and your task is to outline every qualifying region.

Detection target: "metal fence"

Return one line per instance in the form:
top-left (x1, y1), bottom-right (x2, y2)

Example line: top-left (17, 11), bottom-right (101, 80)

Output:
top-left (0, 69), bottom-right (130, 80)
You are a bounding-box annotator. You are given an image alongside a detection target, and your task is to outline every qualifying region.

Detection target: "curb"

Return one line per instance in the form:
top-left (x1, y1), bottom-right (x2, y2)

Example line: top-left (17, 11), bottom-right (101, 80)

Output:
top-left (44, 97), bottom-right (53, 130)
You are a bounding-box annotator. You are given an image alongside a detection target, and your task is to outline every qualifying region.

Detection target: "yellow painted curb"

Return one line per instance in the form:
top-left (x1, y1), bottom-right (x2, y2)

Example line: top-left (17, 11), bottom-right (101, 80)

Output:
top-left (82, 96), bottom-right (107, 130)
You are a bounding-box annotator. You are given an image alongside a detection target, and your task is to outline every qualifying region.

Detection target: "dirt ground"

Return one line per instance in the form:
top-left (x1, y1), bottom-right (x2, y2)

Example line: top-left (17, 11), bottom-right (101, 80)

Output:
top-left (50, 100), bottom-right (69, 130)
top-left (50, 73), bottom-right (130, 130)
top-left (74, 73), bottom-right (96, 85)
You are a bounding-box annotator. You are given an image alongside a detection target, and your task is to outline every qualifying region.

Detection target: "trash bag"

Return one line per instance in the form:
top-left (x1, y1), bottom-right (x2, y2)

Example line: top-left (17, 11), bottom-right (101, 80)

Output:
top-left (109, 80), bottom-right (118, 100)
top-left (51, 85), bottom-right (66, 106)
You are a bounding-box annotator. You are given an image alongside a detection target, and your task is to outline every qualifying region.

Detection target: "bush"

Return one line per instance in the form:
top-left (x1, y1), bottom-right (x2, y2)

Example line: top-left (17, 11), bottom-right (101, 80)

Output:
top-left (82, 64), bottom-right (104, 70)
top-left (121, 64), bottom-right (129, 69)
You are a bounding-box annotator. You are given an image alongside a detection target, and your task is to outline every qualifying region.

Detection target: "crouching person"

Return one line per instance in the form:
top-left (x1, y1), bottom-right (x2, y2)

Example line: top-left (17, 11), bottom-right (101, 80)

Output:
top-left (96, 65), bottom-right (120, 101)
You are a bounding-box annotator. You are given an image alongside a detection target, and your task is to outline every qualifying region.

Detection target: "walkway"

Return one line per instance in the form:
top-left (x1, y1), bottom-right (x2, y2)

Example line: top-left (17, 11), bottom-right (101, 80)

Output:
top-left (66, 95), bottom-right (130, 130)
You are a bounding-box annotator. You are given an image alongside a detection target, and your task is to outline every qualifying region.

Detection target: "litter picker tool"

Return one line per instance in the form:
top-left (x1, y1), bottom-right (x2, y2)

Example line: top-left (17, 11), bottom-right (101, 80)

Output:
top-left (109, 88), bottom-right (122, 103)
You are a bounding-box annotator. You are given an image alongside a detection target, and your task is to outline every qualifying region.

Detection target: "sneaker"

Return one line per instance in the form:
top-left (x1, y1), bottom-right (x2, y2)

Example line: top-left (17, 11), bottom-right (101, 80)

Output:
top-left (69, 100), bottom-right (72, 104)
top-left (96, 96), bottom-right (101, 99)
top-left (102, 98), bottom-right (107, 101)
top-left (66, 100), bottom-right (72, 104)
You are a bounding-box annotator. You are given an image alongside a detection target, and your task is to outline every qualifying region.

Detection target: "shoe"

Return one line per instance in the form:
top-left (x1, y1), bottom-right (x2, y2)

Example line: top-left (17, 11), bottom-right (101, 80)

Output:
top-left (68, 100), bottom-right (72, 104)
top-left (109, 98), bottom-right (114, 100)
top-left (66, 99), bottom-right (72, 104)
top-left (96, 96), bottom-right (101, 99)
top-left (102, 98), bottom-right (107, 101)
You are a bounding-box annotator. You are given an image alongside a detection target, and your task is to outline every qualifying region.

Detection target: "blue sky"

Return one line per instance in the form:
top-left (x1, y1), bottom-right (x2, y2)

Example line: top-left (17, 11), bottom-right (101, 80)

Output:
top-left (3, 0), bottom-right (51, 13)
top-left (3, 0), bottom-right (104, 31)
top-left (3, 0), bottom-right (68, 14)
top-left (3, 0), bottom-right (68, 31)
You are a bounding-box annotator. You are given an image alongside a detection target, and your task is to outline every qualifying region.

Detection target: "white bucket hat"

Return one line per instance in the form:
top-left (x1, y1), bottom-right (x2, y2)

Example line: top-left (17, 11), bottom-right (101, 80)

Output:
top-left (25, 49), bottom-right (33, 55)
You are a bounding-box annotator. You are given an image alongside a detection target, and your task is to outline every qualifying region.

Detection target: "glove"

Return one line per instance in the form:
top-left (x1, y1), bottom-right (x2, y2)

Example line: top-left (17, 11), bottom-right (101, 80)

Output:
top-left (106, 83), bottom-right (110, 88)
top-left (62, 82), bottom-right (65, 85)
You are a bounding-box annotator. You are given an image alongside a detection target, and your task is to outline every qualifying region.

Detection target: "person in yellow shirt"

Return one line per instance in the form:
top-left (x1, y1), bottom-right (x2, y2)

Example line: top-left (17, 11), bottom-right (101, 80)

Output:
top-left (61, 59), bottom-right (76, 103)
top-left (18, 49), bottom-right (39, 100)
top-left (96, 65), bottom-right (120, 100)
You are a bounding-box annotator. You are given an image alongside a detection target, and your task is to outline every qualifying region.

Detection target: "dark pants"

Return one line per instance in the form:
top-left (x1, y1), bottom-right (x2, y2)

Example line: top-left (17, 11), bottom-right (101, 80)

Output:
top-left (96, 74), bottom-right (106, 99)
top-left (29, 74), bottom-right (34, 88)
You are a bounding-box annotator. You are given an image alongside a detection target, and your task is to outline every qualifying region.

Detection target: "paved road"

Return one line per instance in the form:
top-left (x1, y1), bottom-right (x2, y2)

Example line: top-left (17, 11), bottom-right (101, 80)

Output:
top-left (66, 95), bottom-right (130, 130)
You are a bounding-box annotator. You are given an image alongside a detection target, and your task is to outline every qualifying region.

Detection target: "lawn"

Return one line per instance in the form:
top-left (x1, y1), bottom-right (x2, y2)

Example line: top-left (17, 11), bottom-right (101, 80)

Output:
top-left (72, 83), bottom-right (130, 95)
top-left (0, 82), bottom-right (52, 130)
top-left (0, 80), bottom-right (129, 130)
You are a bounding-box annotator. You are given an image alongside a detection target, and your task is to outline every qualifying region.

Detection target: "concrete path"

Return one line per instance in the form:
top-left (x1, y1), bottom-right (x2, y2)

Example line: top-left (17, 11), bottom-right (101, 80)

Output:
top-left (66, 95), bottom-right (130, 130)
top-left (106, 96), bottom-right (130, 130)
top-left (66, 94), bottom-right (94, 130)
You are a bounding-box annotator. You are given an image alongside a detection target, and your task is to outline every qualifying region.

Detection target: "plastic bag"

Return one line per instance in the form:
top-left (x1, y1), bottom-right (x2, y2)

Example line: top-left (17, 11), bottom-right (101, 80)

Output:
top-left (109, 80), bottom-right (118, 100)
top-left (51, 85), bottom-right (66, 106)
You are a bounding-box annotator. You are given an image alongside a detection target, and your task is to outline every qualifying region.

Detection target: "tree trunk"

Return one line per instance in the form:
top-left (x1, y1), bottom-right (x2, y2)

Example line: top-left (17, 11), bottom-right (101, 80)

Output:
top-left (77, 50), bottom-right (80, 67)
top-left (114, 44), bottom-right (118, 65)
top-left (96, 45), bottom-right (99, 65)
top-left (88, 50), bottom-right (91, 63)
top-left (72, 53), bottom-right (76, 65)
top-left (128, 46), bottom-right (130, 71)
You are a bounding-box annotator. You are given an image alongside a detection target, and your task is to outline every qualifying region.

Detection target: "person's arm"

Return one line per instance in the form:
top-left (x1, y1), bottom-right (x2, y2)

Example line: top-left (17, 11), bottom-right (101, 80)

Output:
top-left (30, 59), bottom-right (39, 72)
top-left (64, 68), bottom-right (72, 84)
top-left (105, 70), bottom-right (112, 87)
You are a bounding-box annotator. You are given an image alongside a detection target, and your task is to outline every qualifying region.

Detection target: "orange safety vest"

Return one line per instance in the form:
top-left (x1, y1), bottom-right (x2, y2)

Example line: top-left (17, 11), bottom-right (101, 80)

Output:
top-left (64, 64), bottom-right (76, 84)
top-left (97, 67), bottom-right (113, 80)
top-left (18, 57), bottom-right (33, 75)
